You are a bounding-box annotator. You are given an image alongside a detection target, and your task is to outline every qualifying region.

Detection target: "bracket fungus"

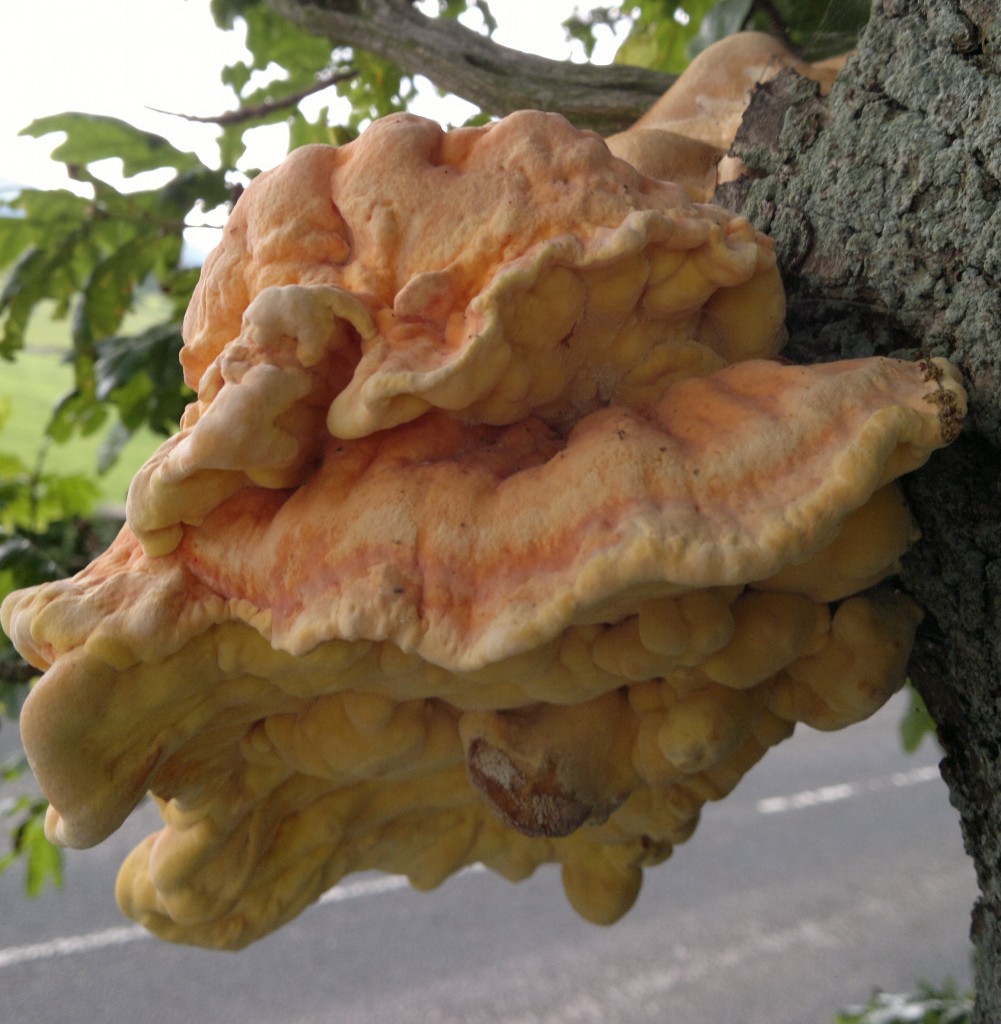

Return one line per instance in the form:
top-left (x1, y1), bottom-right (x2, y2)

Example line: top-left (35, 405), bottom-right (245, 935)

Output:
top-left (2, 81), bottom-right (966, 950)
top-left (606, 31), bottom-right (850, 200)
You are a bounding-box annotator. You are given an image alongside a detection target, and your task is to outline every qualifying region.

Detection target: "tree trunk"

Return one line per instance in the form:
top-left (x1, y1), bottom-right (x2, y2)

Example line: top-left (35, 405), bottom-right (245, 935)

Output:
top-left (270, 0), bottom-right (1001, 1015)
top-left (717, 2), bottom-right (1001, 1018)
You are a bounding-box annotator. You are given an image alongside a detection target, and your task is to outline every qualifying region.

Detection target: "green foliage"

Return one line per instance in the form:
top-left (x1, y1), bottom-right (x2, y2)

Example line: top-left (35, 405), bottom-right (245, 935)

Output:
top-left (689, 0), bottom-right (755, 57)
top-left (234, 0), bottom-right (333, 73)
top-left (437, 0), bottom-right (499, 34)
top-left (609, 0), bottom-right (871, 73)
top-left (334, 49), bottom-right (417, 134)
top-left (0, 509), bottom-right (122, 709)
top-left (835, 982), bottom-right (974, 1023)
top-left (0, 792), bottom-right (63, 897)
top-left (216, 0), bottom-right (343, 164)
top-left (752, 0), bottom-right (870, 61)
top-left (899, 682), bottom-right (940, 754)
top-left (563, 6), bottom-right (620, 61)
top-left (0, 397), bottom-right (123, 896)
top-left (1, 116), bottom-right (223, 451)
top-left (0, 119), bottom-right (195, 908)
top-left (22, 113), bottom-right (201, 177)
top-left (0, 456), bottom-right (98, 534)
top-left (614, 0), bottom-right (722, 73)
top-left (0, 399), bottom-right (100, 533)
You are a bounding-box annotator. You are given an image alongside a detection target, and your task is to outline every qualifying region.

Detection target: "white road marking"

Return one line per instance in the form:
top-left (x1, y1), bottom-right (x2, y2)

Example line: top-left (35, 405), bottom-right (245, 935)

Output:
top-left (0, 768), bottom-right (939, 971)
top-left (0, 872), bottom-right (419, 971)
top-left (755, 764), bottom-right (939, 815)
top-left (318, 873), bottom-right (412, 904)
top-left (319, 864), bottom-right (485, 905)
top-left (0, 924), bottom-right (148, 970)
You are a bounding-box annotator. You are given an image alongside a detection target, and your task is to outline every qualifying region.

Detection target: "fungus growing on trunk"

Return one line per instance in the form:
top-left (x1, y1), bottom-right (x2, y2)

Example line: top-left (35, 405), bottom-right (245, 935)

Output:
top-left (606, 31), bottom-right (850, 198)
top-left (2, 103), bottom-right (965, 950)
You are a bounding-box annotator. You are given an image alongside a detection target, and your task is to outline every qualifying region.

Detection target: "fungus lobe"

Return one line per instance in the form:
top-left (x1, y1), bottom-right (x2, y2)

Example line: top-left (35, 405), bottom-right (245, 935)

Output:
top-left (2, 102), bottom-right (965, 950)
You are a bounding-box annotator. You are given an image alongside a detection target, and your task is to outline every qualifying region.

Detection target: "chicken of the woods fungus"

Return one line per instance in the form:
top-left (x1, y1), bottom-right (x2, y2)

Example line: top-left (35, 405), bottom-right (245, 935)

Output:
top-left (2, 36), bottom-right (966, 950)
top-left (605, 31), bottom-right (851, 199)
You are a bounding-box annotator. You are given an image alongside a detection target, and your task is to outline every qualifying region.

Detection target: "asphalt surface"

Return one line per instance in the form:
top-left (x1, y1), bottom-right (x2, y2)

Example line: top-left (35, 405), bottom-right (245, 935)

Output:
top-left (0, 690), bottom-right (977, 1024)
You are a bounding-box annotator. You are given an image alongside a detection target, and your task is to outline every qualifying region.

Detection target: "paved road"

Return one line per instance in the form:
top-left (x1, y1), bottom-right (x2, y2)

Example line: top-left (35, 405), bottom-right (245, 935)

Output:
top-left (0, 691), bottom-right (977, 1024)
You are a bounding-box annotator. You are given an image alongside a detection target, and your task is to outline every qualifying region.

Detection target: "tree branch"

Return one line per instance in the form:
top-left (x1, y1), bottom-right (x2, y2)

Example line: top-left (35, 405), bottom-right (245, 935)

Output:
top-left (261, 0), bottom-right (675, 133)
top-left (148, 68), bottom-right (358, 127)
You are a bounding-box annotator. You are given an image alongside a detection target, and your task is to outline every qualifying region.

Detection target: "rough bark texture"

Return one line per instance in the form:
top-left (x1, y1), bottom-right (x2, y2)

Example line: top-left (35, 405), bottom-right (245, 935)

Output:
top-left (267, 0), bottom-right (1001, 1012)
top-left (717, 3), bottom-right (1001, 1018)
top-left (264, 0), bottom-right (675, 133)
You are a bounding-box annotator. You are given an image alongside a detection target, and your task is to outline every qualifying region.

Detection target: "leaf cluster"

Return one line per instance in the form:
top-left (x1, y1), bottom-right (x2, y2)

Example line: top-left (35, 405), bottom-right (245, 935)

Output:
top-left (213, 0), bottom-right (348, 159)
top-left (575, 0), bottom-right (871, 75)
top-left (1, 115), bottom-right (217, 452)
top-left (898, 681), bottom-right (940, 753)
top-left (0, 793), bottom-right (62, 898)
top-left (835, 982), bottom-right (974, 1024)
top-left (0, 398), bottom-right (123, 896)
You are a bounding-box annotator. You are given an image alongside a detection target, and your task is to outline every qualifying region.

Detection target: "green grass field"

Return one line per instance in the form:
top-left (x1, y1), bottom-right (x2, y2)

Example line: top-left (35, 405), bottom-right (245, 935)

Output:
top-left (1, 297), bottom-right (171, 511)
top-left (1, 351), bottom-right (162, 508)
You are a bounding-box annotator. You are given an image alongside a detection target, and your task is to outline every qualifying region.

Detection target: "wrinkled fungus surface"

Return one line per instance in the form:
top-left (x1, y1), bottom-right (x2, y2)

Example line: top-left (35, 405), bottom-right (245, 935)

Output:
top-left (2, 106), bottom-right (966, 950)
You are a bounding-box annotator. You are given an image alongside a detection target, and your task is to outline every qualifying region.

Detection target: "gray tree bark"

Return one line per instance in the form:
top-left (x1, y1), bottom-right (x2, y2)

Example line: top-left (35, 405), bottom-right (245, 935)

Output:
top-left (267, 0), bottom-right (1000, 1017)
top-left (716, 5), bottom-right (1001, 1016)
top-left (264, 0), bottom-right (674, 133)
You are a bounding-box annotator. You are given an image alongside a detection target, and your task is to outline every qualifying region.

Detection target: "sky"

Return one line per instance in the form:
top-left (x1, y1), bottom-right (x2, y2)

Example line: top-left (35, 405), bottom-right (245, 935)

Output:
top-left (0, 0), bottom-right (623, 194)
